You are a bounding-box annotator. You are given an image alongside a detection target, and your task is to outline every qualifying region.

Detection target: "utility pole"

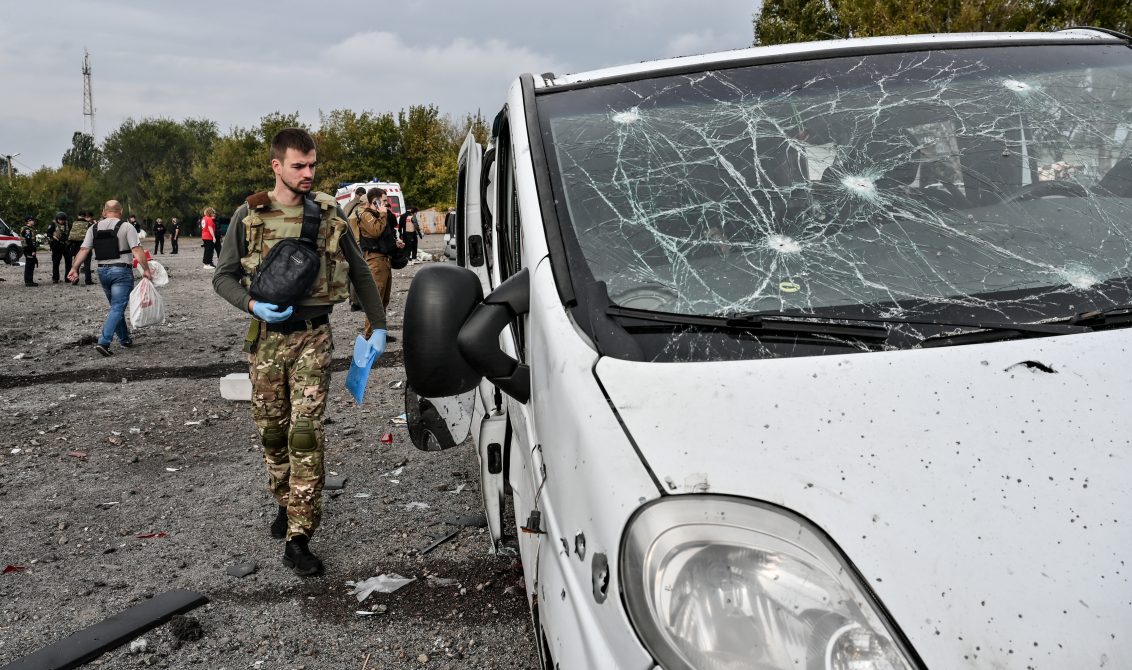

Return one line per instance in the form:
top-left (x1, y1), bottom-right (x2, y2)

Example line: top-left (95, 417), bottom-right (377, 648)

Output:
top-left (4, 153), bottom-right (18, 181)
top-left (82, 48), bottom-right (96, 142)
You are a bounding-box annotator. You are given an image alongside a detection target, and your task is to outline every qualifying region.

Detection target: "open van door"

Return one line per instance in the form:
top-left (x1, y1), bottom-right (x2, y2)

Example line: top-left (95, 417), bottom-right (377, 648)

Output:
top-left (405, 133), bottom-right (488, 450)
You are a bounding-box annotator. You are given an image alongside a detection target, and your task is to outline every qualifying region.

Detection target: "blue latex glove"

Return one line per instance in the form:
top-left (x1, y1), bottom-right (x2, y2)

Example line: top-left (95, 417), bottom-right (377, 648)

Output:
top-left (367, 329), bottom-right (387, 360)
top-left (251, 301), bottom-right (293, 323)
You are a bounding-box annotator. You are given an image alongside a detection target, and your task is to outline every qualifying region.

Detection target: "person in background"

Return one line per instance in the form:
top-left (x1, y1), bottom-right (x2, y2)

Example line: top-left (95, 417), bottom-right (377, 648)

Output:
top-left (354, 188), bottom-right (404, 340)
top-left (67, 210), bottom-right (94, 285)
top-left (47, 211), bottom-right (73, 283)
top-left (342, 185), bottom-right (366, 221)
top-left (128, 214), bottom-right (142, 236)
top-left (68, 200), bottom-right (153, 356)
top-left (201, 207), bottom-right (217, 269)
top-left (212, 128), bottom-right (388, 577)
top-left (400, 207), bottom-right (423, 261)
top-left (20, 216), bottom-right (39, 287)
top-left (153, 218), bottom-right (166, 254)
top-left (170, 217), bottom-right (180, 254)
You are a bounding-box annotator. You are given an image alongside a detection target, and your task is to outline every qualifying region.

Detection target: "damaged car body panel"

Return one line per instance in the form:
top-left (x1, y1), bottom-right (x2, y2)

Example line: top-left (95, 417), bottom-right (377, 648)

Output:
top-left (403, 29), bottom-right (1132, 670)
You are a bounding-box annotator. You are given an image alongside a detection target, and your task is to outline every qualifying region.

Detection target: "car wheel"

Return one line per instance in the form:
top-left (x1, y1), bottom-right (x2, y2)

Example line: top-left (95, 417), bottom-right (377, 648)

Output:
top-left (419, 406), bottom-right (456, 451)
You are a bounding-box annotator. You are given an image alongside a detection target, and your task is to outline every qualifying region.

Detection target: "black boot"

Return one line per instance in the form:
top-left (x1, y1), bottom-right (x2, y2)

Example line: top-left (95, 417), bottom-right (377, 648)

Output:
top-left (270, 506), bottom-right (288, 539)
top-left (282, 535), bottom-right (323, 576)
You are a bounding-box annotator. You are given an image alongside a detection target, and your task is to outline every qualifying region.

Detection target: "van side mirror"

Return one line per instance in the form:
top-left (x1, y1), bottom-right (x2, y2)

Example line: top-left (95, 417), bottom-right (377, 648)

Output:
top-left (403, 265), bottom-right (485, 398)
top-left (402, 265), bottom-right (530, 403)
top-left (457, 268), bottom-right (529, 403)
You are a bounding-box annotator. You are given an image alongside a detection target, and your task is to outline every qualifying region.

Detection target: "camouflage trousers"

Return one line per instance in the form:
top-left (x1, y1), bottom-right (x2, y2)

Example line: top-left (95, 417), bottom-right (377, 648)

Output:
top-left (363, 251), bottom-right (391, 339)
top-left (249, 322), bottom-right (333, 540)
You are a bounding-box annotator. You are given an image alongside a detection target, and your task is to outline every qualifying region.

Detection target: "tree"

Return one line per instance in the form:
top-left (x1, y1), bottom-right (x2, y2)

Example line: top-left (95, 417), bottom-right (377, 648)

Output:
top-left (399, 105), bottom-right (456, 209)
top-left (61, 132), bottom-right (102, 172)
top-left (101, 118), bottom-right (211, 220)
top-left (754, 0), bottom-right (843, 45)
top-left (752, 0), bottom-right (1128, 45)
top-left (316, 109), bottom-right (402, 190)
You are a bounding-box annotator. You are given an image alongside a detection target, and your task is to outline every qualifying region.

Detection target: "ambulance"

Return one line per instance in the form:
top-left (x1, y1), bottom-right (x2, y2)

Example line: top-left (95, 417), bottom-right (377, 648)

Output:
top-left (334, 181), bottom-right (405, 218)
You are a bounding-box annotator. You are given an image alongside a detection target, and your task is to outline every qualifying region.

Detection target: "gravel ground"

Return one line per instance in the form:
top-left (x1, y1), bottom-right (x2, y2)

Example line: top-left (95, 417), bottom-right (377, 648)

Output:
top-left (0, 234), bottom-right (539, 669)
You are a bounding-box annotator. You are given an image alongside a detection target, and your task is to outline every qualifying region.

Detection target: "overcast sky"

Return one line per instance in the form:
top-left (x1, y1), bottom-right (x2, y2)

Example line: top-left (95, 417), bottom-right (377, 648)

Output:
top-left (2, 0), bottom-right (759, 171)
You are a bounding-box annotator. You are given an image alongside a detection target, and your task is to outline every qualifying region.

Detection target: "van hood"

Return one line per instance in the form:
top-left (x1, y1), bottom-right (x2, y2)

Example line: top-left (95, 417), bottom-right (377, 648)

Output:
top-left (595, 331), bottom-right (1131, 668)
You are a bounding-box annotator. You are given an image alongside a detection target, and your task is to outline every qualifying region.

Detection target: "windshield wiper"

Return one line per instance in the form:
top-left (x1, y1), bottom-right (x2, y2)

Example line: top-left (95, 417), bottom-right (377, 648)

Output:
top-left (1064, 305), bottom-right (1132, 328)
top-left (606, 306), bottom-right (890, 344)
top-left (724, 310), bottom-right (1090, 349)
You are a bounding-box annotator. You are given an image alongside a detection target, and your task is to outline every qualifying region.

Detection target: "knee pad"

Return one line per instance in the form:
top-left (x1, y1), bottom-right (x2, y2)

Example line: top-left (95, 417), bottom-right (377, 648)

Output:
top-left (290, 418), bottom-right (321, 452)
top-left (261, 425), bottom-right (287, 450)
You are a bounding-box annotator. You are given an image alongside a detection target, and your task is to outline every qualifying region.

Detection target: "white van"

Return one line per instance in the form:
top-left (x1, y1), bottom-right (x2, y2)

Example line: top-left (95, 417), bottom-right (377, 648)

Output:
top-left (403, 29), bottom-right (1132, 669)
top-left (334, 181), bottom-right (405, 218)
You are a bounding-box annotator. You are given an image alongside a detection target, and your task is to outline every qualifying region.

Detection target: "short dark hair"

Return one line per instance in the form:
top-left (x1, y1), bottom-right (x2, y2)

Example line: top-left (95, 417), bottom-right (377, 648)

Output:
top-left (367, 187), bottom-right (386, 202)
top-left (354, 186), bottom-right (366, 196)
top-left (271, 128), bottom-right (316, 162)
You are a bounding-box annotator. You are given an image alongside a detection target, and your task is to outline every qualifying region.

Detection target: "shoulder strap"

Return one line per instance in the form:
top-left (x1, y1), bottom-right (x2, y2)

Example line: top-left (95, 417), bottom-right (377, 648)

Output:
top-left (300, 195), bottom-right (321, 245)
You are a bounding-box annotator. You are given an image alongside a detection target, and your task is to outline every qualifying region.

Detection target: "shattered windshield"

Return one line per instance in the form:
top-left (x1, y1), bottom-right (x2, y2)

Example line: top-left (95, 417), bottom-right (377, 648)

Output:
top-left (539, 44), bottom-right (1132, 357)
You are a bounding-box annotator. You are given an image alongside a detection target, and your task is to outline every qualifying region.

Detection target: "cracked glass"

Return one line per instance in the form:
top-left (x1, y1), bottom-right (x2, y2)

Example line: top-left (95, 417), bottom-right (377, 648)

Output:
top-left (538, 44), bottom-right (1132, 360)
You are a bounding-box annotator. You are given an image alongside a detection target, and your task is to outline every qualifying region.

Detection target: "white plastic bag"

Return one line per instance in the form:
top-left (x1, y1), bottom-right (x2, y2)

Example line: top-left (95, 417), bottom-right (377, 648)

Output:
top-left (147, 260), bottom-right (169, 287)
top-left (128, 278), bottom-right (165, 328)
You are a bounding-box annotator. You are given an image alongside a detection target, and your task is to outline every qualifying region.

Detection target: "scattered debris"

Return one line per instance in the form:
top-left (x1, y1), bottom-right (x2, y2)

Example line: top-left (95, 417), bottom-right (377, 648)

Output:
top-left (165, 467), bottom-right (181, 472)
top-left (324, 475), bottom-right (347, 490)
top-left (451, 484), bottom-right (466, 495)
top-left (354, 604), bottom-right (389, 617)
top-left (379, 433), bottom-right (394, 444)
top-left (68, 451), bottom-right (87, 459)
top-left (3, 565), bottom-right (26, 574)
top-left (184, 420), bottom-right (203, 426)
top-left (10, 448), bottom-right (21, 455)
top-left (354, 493), bottom-right (372, 498)
top-left (418, 653), bottom-right (429, 664)
top-left (391, 413), bottom-right (408, 425)
top-left (444, 513), bottom-right (488, 528)
top-left (387, 380), bottom-right (404, 389)
top-left (426, 576), bottom-right (459, 587)
top-left (381, 466), bottom-right (404, 478)
top-left (99, 501), bottom-right (119, 508)
top-left (107, 435), bottom-right (124, 446)
top-left (419, 529), bottom-right (460, 555)
top-left (347, 574), bottom-right (416, 602)
top-left (225, 562), bottom-right (257, 578)
top-left (136, 532), bottom-right (168, 539)
top-left (405, 502), bottom-right (430, 511)
top-left (128, 638), bottom-right (148, 654)
top-left (168, 614), bottom-right (204, 648)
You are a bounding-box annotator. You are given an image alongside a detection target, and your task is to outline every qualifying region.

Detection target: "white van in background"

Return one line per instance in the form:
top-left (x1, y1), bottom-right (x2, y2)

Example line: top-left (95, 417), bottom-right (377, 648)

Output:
top-left (334, 181), bottom-right (405, 218)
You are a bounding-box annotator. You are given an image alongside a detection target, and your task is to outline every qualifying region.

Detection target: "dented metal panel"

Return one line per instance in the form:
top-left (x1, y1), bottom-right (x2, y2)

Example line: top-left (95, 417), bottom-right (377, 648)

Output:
top-left (595, 329), bottom-right (1132, 668)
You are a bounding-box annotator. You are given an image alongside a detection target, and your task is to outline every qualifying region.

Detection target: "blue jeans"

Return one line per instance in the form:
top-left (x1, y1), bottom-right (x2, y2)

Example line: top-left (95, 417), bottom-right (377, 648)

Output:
top-left (98, 266), bottom-right (134, 346)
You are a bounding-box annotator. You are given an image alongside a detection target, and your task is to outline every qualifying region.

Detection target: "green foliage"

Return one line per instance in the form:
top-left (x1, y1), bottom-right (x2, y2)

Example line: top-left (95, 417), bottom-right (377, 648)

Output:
top-left (61, 132), bottom-right (103, 172)
top-left (2, 104), bottom-right (491, 225)
top-left (101, 117), bottom-right (217, 220)
top-left (755, 0), bottom-right (843, 45)
top-left (753, 0), bottom-right (1130, 45)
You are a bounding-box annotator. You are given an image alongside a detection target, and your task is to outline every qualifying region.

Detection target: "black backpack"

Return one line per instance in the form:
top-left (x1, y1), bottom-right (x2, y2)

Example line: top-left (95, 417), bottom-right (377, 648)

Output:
top-left (375, 213), bottom-right (409, 269)
top-left (92, 221), bottom-right (127, 261)
top-left (248, 196), bottom-right (323, 307)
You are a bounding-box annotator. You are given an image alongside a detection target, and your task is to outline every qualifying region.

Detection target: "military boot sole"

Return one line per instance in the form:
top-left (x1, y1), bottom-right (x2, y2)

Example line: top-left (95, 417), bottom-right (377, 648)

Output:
top-left (281, 555), bottom-right (324, 577)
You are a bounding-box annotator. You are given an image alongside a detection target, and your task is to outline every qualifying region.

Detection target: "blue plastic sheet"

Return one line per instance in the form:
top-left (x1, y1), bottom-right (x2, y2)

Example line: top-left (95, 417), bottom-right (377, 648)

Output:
top-left (345, 335), bottom-right (379, 404)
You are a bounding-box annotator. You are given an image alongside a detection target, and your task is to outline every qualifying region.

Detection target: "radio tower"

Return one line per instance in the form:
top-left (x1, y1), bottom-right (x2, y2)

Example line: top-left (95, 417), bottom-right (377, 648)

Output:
top-left (82, 48), bottom-right (96, 141)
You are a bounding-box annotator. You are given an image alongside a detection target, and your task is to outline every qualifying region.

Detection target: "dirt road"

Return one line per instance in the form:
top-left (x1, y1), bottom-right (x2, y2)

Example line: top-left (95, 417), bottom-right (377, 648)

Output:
top-left (0, 234), bottom-right (538, 669)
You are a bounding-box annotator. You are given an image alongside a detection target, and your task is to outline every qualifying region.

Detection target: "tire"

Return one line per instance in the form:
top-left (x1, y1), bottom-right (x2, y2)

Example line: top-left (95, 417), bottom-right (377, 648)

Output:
top-left (4, 246), bottom-right (20, 265)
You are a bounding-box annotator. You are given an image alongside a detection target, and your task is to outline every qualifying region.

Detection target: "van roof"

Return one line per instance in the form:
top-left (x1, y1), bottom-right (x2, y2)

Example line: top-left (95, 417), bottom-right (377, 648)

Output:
top-left (534, 29), bottom-right (1123, 91)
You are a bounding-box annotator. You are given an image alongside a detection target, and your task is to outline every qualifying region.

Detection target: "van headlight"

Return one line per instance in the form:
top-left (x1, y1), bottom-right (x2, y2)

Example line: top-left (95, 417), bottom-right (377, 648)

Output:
top-left (621, 497), bottom-right (919, 670)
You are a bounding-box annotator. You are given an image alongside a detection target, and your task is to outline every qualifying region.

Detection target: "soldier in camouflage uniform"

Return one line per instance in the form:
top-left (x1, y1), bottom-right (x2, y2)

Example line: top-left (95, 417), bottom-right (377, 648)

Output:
top-left (213, 128), bottom-right (388, 577)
